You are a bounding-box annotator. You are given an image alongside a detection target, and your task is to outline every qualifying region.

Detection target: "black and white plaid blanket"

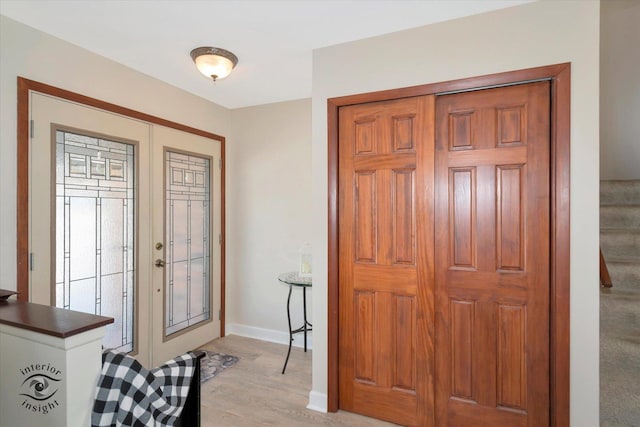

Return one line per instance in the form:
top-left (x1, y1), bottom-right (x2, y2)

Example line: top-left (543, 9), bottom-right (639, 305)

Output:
top-left (92, 350), bottom-right (197, 427)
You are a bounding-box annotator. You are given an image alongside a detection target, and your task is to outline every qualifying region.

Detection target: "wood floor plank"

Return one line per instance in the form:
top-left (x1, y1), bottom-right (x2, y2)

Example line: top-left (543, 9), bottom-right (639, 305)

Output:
top-left (199, 335), bottom-right (396, 426)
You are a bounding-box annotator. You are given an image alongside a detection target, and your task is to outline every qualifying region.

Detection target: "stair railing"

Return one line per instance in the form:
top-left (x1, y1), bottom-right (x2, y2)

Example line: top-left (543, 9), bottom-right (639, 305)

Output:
top-left (600, 248), bottom-right (613, 288)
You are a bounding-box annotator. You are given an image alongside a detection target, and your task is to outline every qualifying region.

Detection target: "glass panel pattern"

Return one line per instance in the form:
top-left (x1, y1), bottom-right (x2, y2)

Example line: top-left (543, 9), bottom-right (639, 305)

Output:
top-left (165, 151), bottom-right (211, 336)
top-left (55, 130), bottom-right (135, 353)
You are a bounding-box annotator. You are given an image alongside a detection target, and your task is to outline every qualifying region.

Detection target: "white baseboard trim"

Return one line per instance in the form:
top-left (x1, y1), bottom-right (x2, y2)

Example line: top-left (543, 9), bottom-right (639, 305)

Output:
top-left (226, 323), bottom-right (313, 350)
top-left (307, 390), bottom-right (327, 413)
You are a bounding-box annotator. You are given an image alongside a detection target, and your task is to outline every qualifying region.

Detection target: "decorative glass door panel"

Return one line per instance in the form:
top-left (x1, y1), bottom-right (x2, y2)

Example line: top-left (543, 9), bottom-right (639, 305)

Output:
top-left (165, 151), bottom-right (211, 336)
top-left (55, 130), bottom-right (135, 352)
top-left (30, 92), bottom-right (152, 366)
top-left (151, 125), bottom-right (220, 366)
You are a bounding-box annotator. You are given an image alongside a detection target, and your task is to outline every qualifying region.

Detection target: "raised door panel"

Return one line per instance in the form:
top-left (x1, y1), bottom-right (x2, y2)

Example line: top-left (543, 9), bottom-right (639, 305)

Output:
top-left (392, 114), bottom-right (416, 152)
top-left (355, 171), bottom-right (377, 263)
top-left (497, 304), bottom-right (527, 412)
top-left (449, 168), bottom-right (477, 269)
top-left (450, 299), bottom-right (475, 401)
top-left (449, 110), bottom-right (475, 150)
top-left (355, 119), bottom-right (377, 155)
top-left (497, 105), bottom-right (526, 147)
top-left (496, 165), bottom-right (525, 271)
top-left (354, 291), bottom-right (376, 383)
top-left (394, 295), bottom-right (417, 391)
top-left (393, 169), bottom-right (416, 265)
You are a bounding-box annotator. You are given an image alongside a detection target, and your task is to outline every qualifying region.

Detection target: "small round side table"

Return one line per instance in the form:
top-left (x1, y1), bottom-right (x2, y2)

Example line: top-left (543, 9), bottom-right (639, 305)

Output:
top-left (278, 272), bottom-right (312, 374)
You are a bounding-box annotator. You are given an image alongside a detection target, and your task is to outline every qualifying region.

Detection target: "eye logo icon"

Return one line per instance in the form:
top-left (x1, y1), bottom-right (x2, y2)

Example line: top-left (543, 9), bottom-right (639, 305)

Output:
top-left (20, 374), bottom-right (60, 401)
top-left (18, 363), bottom-right (62, 415)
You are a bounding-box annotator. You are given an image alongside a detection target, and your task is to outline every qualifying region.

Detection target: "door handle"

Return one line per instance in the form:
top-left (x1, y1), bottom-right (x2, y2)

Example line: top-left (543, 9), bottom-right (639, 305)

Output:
top-left (155, 259), bottom-right (166, 268)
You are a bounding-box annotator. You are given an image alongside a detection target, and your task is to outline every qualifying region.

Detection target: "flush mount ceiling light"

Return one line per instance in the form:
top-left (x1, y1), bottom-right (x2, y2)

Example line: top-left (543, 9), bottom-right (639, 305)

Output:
top-left (190, 47), bottom-right (238, 82)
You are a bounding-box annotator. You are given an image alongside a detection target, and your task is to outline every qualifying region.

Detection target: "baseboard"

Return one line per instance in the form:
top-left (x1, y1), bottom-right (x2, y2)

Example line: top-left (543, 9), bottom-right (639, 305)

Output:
top-left (225, 323), bottom-right (313, 350)
top-left (307, 390), bottom-right (327, 413)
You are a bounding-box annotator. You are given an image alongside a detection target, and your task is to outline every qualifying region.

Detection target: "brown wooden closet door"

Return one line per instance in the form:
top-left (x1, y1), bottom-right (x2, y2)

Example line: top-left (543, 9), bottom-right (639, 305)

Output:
top-left (338, 95), bottom-right (435, 427)
top-left (434, 82), bottom-right (550, 426)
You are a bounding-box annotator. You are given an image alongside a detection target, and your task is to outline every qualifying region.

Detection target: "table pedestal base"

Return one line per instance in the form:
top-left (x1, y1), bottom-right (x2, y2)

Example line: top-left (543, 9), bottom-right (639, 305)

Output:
top-left (282, 285), bottom-right (312, 374)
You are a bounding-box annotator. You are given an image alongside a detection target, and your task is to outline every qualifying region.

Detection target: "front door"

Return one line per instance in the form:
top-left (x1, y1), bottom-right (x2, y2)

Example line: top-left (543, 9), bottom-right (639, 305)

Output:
top-left (338, 81), bottom-right (551, 426)
top-left (29, 92), bottom-right (221, 368)
top-left (150, 125), bottom-right (221, 366)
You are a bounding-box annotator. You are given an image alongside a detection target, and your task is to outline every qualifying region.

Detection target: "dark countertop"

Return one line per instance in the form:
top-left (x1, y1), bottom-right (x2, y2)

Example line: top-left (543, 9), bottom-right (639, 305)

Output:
top-left (0, 300), bottom-right (113, 338)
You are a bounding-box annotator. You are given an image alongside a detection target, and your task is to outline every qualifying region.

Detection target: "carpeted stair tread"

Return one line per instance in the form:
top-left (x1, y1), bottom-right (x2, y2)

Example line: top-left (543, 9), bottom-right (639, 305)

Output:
top-left (600, 205), bottom-right (640, 229)
top-left (600, 180), bottom-right (640, 206)
top-left (601, 230), bottom-right (640, 259)
top-left (600, 204), bottom-right (640, 209)
top-left (607, 260), bottom-right (640, 287)
top-left (603, 256), bottom-right (640, 264)
top-left (600, 226), bottom-right (640, 232)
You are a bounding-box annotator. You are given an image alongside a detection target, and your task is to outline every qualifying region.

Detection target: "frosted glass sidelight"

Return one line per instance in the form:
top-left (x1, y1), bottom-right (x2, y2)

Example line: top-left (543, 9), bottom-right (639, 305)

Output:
top-left (69, 278), bottom-right (96, 315)
top-left (169, 260), bottom-right (189, 327)
top-left (69, 197), bottom-right (97, 281)
top-left (190, 258), bottom-right (205, 318)
top-left (55, 130), bottom-right (135, 353)
top-left (190, 202), bottom-right (205, 258)
top-left (100, 273), bottom-right (125, 349)
top-left (171, 201), bottom-right (189, 262)
top-left (101, 199), bottom-right (124, 276)
top-left (165, 151), bottom-right (211, 336)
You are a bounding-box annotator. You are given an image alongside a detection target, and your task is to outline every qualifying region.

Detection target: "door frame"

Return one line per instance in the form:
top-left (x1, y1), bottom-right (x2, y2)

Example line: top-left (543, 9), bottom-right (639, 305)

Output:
top-left (16, 77), bottom-right (227, 338)
top-left (327, 63), bottom-right (570, 426)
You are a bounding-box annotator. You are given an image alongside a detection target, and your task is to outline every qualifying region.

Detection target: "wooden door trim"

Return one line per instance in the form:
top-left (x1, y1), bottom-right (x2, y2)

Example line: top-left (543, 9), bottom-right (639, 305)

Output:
top-left (16, 77), bottom-right (228, 338)
top-left (327, 63), bottom-right (570, 426)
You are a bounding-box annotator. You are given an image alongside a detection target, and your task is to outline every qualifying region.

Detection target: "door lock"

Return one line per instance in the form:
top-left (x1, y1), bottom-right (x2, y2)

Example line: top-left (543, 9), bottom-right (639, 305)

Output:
top-left (155, 242), bottom-right (163, 250)
top-left (155, 259), bottom-right (166, 267)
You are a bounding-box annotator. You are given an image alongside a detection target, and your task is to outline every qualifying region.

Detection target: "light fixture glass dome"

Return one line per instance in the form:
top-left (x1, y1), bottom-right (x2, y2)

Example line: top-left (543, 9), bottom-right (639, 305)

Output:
top-left (190, 47), bottom-right (238, 81)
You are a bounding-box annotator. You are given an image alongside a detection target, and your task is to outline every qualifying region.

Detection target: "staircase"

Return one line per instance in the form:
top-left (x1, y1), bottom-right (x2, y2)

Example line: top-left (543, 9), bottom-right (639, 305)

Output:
top-left (600, 180), bottom-right (640, 426)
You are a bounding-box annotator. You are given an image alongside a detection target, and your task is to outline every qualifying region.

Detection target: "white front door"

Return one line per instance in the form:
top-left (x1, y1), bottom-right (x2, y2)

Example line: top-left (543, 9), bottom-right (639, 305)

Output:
top-left (150, 125), bottom-right (221, 366)
top-left (29, 92), bottom-right (221, 367)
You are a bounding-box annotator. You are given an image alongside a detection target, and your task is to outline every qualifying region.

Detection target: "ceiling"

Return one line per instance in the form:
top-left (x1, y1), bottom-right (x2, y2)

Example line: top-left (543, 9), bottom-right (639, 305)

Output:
top-left (0, 0), bottom-right (533, 109)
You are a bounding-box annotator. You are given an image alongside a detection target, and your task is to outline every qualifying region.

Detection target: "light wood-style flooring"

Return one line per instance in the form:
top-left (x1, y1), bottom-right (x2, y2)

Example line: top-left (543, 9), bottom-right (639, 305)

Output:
top-left (199, 335), bottom-right (395, 426)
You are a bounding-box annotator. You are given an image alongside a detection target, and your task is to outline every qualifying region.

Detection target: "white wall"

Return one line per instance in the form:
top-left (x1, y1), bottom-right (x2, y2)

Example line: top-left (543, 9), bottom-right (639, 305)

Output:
top-left (600, 0), bottom-right (640, 180)
top-left (226, 99), bottom-right (313, 344)
top-left (0, 15), bottom-right (232, 292)
top-left (311, 1), bottom-right (600, 425)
